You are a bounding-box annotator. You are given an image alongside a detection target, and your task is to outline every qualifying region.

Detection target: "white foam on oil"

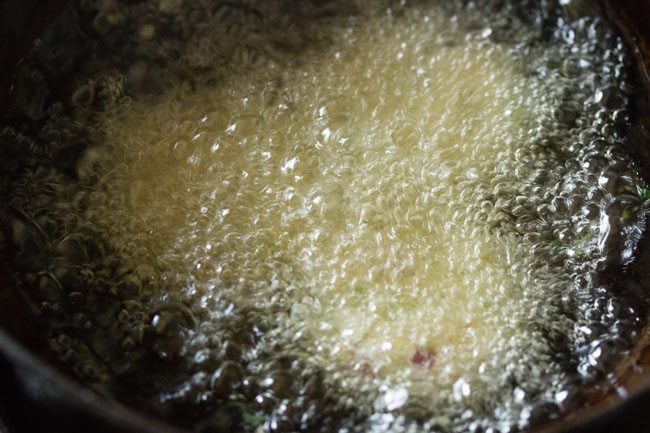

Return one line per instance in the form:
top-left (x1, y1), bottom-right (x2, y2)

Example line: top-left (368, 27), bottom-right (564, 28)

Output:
top-left (81, 3), bottom-right (645, 432)
top-left (92, 13), bottom-right (539, 381)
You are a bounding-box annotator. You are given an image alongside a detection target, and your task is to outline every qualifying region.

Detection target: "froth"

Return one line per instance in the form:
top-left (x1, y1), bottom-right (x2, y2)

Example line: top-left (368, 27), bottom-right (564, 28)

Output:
top-left (93, 31), bottom-right (537, 393)
top-left (3, 1), bottom-right (648, 433)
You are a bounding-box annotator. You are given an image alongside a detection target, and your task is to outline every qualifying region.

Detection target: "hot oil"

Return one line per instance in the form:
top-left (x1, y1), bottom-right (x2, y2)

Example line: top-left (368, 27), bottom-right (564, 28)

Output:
top-left (2, 1), bottom-right (649, 433)
top-left (86, 3), bottom-right (648, 431)
top-left (94, 25), bottom-right (536, 384)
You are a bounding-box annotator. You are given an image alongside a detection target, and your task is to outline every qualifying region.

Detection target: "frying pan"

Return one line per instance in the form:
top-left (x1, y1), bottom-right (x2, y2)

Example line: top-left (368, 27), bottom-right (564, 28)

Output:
top-left (1, 1), bottom-right (650, 432)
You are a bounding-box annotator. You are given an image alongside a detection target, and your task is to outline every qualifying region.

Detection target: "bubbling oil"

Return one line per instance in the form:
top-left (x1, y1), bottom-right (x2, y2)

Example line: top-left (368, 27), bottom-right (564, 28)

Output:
top-left (86, 3), bottom-right (647, 431)
top-left (95, 34), bottom-right (534, 381)
top-left (2, 1), bottom-right (649, 433)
